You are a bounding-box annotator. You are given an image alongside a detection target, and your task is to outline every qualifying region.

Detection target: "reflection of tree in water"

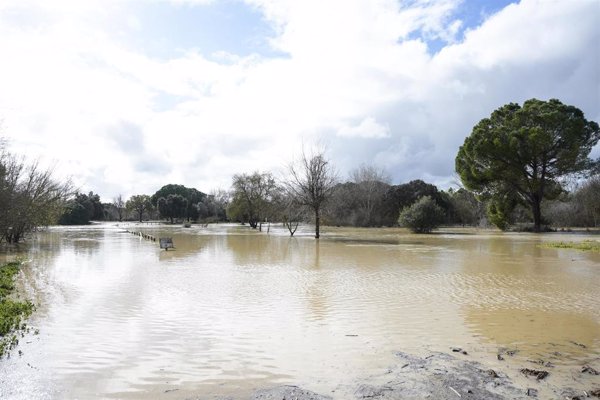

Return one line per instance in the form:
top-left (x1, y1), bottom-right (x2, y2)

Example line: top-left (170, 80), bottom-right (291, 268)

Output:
top-left (3, 228), bottom-right (72, 315)
top-left (67, 238), bottom-right (102, 257)
top-left (0, 227), bottom-right (66, 263)
top-left (50, 225), bottom-right (111, 257)
top-left (222, 233), bottom-right (331, 320)
top-left (304, 241), bottom-right (331, 321)
top-left (224, 234), bottom-right (270, 265)
top-left (224, 234), bottom-right (308, 267)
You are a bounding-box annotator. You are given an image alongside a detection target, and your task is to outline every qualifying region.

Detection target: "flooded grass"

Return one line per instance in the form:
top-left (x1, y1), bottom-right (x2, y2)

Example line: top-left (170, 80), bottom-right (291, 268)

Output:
top-left (542, 240), bottom-right (600, 252)
top-left (0, 261), bottom-right (34, 357)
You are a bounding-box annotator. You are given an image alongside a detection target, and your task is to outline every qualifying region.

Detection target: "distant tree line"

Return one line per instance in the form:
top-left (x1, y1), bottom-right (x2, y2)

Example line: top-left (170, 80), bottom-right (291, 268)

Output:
top-left (58, 185), bottom-right (229, 225)
top-left (60, 98), bottom-right (597, 235)
top-left (2, 98), bottom-right (597, 242)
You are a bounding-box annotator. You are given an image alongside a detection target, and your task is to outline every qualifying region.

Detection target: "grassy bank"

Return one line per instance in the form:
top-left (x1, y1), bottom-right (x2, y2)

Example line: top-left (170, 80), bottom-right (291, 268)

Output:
top-left (542, 240), bottom-right (600, 252)
top-left (0, 261), bottom-right (34, 357)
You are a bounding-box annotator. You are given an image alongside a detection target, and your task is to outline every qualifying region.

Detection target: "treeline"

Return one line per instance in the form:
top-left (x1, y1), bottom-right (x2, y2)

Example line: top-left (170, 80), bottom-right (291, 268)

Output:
top-left (58, 185), bottom-right (228, 225)
top-left (2, 97), bottom-right (599, 242)
top-left (2, 139), bottom-right (598, 244)
top-left (54, 164), bottom-right (600, 234)
top-left (224, 166), bottom-right (600, 233)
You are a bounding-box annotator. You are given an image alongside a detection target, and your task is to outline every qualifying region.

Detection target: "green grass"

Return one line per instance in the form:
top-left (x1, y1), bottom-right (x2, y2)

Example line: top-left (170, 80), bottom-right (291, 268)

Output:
top-left (0, 261), bottom-right (34, 358)
top-left (542, 240), bottom-right (600, 252)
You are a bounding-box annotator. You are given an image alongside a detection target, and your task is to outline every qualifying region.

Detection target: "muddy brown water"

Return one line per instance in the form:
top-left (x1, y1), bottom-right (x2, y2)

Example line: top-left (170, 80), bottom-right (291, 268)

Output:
top-left (0, 223), bottom-right (599, 399)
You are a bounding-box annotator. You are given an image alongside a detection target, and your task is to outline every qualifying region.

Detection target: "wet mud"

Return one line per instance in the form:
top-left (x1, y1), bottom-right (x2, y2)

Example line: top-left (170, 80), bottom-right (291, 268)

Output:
top-left (204, 351), bottom-right (600, 400)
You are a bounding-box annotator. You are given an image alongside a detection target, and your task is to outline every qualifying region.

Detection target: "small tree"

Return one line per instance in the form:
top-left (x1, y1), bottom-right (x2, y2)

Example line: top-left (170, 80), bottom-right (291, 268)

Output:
top-left (286, 148), bottom-right (337, 239)
top-left (281, 194), bottom-right (305, 236)
top-left (112, 194), bottom-right (126, 222)
top-left (228, 172), bottom-right (278, 231)
top-left (398, 196), bottom-right (445, 233)
top-left (126, 194), bottom-right (152, 223)
top-left (380, 179), bottom-right (449, 226)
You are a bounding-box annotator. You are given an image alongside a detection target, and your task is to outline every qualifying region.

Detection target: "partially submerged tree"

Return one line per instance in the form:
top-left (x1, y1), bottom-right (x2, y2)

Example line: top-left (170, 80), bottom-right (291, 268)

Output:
top-left (0, 151), bottom-right (71, 243)
top-left (398, 195), bottom-right (444, 233)
top-left (112, 194), bottom-right (126, 222)
top-left (286, 148), bottom-right (337, 239)
top-left (126, 194), bottom-right (153, 222)
top-left (228, 172), bottom-right (278, 230)
top-left (327, 182), bottom-right (361, 226)
top-left (456, 98), bottom-right (599, 232)
top-left (201, 189), bottom-right (229, 222)
top-left (157, 194), bottom-right (188, 224)
top-left (380, 179), bottom-right (449, 226)
top-left (350, 164), bottom-right (390, 226)
top-left (280, 194), bottom-right (306, 236)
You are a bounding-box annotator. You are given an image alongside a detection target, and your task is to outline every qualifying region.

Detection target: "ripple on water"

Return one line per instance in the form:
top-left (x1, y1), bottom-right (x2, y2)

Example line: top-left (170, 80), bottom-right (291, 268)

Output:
top-left (2, 225), bottom-right (599, 399)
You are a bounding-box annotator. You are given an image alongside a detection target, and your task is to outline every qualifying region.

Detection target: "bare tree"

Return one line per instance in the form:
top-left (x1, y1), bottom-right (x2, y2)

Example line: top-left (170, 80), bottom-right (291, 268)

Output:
top-left (287, 148), bottom-right (337, 239)
top-left (113, 194), bottom-right (126, 222)
top-left (280, 193), bottom-right (306, 236)
top-left (575, 175), bottom-right (600, 227)
top-left (350, 164), bottom-right (391, 226)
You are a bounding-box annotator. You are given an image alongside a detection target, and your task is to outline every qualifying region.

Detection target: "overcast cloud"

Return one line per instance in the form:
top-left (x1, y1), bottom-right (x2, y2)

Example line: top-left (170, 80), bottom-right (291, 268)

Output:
top-left (0, 0), bottom-right (598, 200)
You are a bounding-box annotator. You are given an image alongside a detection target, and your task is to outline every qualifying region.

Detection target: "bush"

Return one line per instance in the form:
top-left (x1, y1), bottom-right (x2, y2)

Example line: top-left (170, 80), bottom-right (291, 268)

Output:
top-left (398, 196), bottom-right (444, 233)
top-left (0, 262), bottom-right (34, 357)
top-left (58, 201), bottom-right (90, 225)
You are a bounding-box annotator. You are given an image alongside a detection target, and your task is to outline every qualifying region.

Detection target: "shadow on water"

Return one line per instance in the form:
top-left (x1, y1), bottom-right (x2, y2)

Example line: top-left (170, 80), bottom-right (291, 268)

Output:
top-left (328, 237), bottom-right (402, 245)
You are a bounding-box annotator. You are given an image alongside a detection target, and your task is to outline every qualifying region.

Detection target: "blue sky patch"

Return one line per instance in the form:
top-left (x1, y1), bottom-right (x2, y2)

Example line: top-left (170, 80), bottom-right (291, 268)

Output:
top-left (122, 0), bottom-right (280, 60)
top-left (412, 0), bottom-right (517, 54)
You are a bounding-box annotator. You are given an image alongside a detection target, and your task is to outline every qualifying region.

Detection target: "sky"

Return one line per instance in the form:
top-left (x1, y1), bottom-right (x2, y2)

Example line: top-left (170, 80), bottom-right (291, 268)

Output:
top-left (0, 0), bottom-right (599, 201)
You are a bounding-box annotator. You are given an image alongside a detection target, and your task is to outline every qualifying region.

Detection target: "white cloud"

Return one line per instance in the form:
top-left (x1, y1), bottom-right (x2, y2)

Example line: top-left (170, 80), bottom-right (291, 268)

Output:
top-left (0, 0), bottom-right (597, 201)
top-left (337, 117), bottom-right (390, 139)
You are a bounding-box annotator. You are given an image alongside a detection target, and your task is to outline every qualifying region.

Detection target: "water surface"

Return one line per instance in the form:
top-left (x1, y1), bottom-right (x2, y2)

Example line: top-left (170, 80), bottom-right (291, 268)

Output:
top-left (1, 224), bottom-right (599, 399)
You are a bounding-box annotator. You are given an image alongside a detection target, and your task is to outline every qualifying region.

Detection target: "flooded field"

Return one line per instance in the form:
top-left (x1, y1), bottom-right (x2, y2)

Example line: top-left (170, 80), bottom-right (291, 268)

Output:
top-left (0, 223), bottom-right (599, 399)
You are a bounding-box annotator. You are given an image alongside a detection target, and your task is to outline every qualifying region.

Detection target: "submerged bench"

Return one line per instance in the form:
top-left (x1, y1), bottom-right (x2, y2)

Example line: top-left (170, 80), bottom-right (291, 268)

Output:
top-left (159, 237), bottom-right (174, 251)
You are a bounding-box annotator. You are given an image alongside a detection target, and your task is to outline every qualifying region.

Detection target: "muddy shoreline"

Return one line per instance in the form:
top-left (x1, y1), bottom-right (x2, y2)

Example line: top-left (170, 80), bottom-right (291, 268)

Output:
top-left (197, 351), bottom-right (600, 400)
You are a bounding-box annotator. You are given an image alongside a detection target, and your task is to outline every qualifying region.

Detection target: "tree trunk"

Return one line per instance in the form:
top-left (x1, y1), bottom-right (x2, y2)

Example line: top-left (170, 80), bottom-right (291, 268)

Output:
top-left (315, 208), bottom-right (320, 239)
top-left (532, 197), bottom-right (542, 233)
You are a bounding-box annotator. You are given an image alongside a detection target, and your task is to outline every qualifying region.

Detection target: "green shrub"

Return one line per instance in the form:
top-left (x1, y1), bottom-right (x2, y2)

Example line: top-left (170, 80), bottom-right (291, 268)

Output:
top-left (0, 262), bottom-right (34, 357)
top-left (398, 196), bottom-right (445, 233)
